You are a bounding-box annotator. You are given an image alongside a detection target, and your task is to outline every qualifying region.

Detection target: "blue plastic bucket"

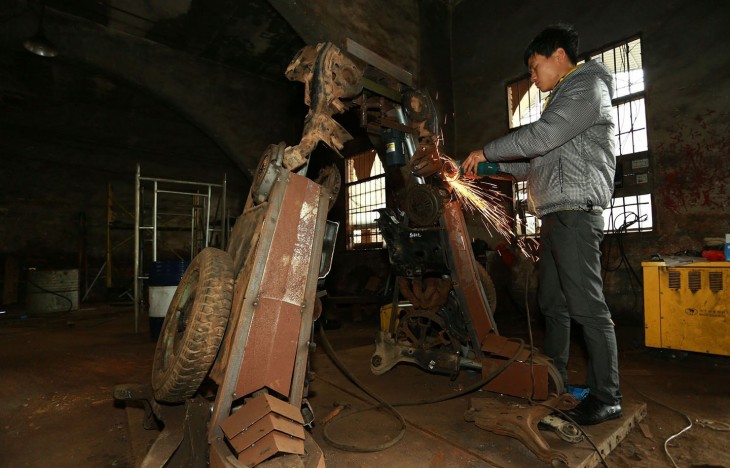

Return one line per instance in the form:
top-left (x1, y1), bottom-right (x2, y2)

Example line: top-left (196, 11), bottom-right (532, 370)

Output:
top-left (148, 260), bottom-right (190, 286)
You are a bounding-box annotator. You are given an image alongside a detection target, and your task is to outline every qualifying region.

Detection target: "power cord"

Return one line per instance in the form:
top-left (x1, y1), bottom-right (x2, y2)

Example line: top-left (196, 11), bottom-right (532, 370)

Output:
top-left (316, 326), bottom-right (406, 452)
top-left (601, 209), bottom-right (646, 312)
top-left (628, 383), bottom-right (694, 468)
top-left (316, 326), bottom-right (526, 452)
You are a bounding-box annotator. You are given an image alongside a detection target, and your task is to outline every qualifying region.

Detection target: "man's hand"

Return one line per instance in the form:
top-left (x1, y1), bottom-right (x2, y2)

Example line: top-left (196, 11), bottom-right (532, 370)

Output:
top-left (461, 149), bottom-right (487, 175)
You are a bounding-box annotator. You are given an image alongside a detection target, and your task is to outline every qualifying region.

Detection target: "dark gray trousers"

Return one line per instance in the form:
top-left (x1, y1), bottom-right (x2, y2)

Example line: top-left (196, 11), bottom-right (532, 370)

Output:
top-left (538, 210), bottom-right (621, 404)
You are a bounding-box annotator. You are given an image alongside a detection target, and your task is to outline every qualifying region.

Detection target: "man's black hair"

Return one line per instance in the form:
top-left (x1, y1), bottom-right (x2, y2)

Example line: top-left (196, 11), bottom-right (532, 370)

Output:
top-left (523, 24), bottom-right (579, 66)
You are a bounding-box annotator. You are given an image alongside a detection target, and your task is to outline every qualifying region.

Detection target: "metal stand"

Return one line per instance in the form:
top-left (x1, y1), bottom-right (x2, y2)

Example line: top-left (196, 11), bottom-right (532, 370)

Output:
top-left (133, 164), bottom-right (228, 332)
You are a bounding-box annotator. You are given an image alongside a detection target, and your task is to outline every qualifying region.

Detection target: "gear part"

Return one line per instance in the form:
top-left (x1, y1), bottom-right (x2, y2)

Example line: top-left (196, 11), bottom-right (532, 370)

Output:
top-left (396, 310), bottom-right (454, 352)
top-left (405, 185), bottom-right (445, 227)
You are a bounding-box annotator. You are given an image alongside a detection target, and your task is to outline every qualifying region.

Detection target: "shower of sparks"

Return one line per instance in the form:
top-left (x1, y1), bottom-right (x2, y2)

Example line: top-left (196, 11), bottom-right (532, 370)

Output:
top-left (441, 156), bottom-right (539, 261)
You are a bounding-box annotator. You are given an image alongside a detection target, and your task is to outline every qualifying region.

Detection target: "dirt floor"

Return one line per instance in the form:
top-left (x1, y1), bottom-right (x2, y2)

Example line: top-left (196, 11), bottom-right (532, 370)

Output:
top-left (0, 303), bottom-right (728, 467)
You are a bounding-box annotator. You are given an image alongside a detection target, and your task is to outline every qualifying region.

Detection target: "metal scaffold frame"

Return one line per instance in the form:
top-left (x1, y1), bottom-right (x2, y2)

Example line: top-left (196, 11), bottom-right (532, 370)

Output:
top-left (133, 164), bottom-right (228, 332)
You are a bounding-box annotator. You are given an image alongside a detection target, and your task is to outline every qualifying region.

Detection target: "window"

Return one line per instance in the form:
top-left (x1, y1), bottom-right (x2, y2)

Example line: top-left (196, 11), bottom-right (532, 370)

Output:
top-left (508, 78), bottom-right (549, 129)
top-left (345, 149), bottom-right (386, 249)
top-left (506, 36), bottom-right (652, 235)
top-left (604, 194), bottom-right (653, 233)
top-left (592, 38), bottom-right (648, 158)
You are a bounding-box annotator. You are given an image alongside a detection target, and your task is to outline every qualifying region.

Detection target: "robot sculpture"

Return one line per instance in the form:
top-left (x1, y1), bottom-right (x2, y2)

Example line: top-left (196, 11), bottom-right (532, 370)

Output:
top-left (115, 40), bottom-right (577, 467)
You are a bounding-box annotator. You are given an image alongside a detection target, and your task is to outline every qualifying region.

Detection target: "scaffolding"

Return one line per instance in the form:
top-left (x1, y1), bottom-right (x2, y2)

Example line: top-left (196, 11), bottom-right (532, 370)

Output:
top-left (133, 164), bottom-right (228, 332)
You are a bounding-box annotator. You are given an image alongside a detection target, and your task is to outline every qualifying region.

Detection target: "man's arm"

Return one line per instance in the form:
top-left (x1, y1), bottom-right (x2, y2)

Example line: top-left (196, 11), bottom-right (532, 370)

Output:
top-left (485, 76), bottom-right (603, 162)
top-left (496, 161), bottom-right (529, 180)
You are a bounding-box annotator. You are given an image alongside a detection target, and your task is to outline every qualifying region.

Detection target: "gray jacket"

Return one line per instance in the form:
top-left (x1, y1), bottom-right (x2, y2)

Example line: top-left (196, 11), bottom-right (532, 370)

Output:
top-left (484, 60), bottom-right (616, 218)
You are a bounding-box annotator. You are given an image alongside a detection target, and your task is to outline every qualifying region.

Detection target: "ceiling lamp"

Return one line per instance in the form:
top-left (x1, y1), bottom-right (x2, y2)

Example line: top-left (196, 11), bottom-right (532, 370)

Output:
top-left (24, 4), bottom-right (58, 57)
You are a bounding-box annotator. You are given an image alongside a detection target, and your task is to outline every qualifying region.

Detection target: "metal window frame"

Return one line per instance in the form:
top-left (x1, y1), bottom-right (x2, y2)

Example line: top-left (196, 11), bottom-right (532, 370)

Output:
top-left (345, 176), bottom-right (386, 250)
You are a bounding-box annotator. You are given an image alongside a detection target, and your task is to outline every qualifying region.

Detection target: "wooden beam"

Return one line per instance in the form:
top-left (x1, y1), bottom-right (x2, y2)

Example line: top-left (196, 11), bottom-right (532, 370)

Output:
top-left (346, 38), bottom-right (413, 87)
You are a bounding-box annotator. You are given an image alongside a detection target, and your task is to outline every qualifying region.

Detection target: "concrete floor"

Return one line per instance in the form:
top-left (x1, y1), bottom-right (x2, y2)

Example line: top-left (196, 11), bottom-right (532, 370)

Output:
top-left (1, 303), bottom-right (728, 467)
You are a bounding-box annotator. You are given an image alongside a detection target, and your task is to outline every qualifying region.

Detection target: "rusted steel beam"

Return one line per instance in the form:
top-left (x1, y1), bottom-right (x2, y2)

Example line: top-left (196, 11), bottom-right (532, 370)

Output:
top-left (441, 200), bottom-right (497, 345)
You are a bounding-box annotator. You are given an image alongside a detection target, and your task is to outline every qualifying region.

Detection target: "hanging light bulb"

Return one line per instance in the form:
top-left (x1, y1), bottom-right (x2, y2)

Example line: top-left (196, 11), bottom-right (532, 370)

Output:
top-left (23, 3), bottom-right (58, 57)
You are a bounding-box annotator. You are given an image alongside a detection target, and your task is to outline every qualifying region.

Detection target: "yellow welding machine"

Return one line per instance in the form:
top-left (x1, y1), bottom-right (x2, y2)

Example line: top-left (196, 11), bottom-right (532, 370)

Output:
top-left (643, 261), bottom-right (730, 356)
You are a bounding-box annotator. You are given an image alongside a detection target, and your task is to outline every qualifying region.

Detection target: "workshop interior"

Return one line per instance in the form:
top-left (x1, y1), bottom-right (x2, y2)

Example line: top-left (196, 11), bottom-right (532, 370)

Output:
top-left (1, 1), bottom-right (729, 467)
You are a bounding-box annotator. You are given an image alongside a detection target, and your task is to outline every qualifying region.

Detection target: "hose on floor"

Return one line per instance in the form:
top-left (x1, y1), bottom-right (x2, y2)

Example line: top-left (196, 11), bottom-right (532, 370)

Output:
top-left (317, 326), bottom-right (526, 452)
top-left (317, 326), bottom-right (406, 452)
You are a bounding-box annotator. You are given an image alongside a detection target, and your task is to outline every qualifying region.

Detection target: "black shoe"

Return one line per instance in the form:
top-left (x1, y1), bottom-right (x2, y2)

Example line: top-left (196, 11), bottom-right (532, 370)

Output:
top-left (565, 394), bottom-right (622, 425)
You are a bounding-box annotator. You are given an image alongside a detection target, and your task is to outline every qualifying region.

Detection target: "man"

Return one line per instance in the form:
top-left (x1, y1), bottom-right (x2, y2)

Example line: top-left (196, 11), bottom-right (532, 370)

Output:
top-left (462, 24), bottom-right (622, 425)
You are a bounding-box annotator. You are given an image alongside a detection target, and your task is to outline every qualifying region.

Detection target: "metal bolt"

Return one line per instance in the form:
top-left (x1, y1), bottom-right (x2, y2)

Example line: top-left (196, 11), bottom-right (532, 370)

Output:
top-left (371, 355), bottom-right (382, 367)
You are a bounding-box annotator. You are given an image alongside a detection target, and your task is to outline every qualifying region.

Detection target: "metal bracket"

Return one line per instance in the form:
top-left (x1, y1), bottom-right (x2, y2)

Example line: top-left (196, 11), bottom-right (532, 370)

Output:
top-left (465, 393), bottom-right (578, 466)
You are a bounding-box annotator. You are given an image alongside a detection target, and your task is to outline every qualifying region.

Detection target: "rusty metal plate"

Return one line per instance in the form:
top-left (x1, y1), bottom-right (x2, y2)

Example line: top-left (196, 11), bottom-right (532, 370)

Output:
top-left (236, 431), bottom-right (305, 467)
top-left (221, 394), bottom-right (304, 441)
top-left (227, 413), bottom-right (304, 454)
top-left (230, 415), bottom-right (304, 455)
top-left (220, 394), bottom-right (306, 461)
top-left (234, 298), bottom-right (303, 398)
top-left (481, 334), bottom-right (532, 361)
top-left (480, 358), bottom-right (549, 400)
top-left (233, 174), bottom-right (322, 399)
top-left (441, 200), bottom-right (497, 343)
top-left (210, 199), bottom-right (267, 385)
top-left (209, 171), bottom-right (328, 445)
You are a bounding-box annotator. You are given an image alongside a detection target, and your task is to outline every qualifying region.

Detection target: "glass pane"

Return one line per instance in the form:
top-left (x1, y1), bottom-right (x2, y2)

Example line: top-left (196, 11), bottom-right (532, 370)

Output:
top-left (638, 202), bottom-right (653, 229)
top-left (619, 133), bottom-right (635, 155)
top-left (633, 128), bottom-right (648, 152)
top-left (614, 98), bottom-right (647, 156)
top-left (346, 149), bottom-right (384, 183)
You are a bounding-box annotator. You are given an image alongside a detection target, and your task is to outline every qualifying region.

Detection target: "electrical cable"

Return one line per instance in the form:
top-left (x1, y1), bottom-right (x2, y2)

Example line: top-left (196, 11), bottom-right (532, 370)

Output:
top-left (628, 384), bottom-right (694, 468)
top-left (317, 326), bottom-right (406, 452)
top-left (316, 326), bottom-right (526, 452)
top-left (388, 338), bottom-right (526, 407)
top-left (601, 209), bottom-right (646, 313)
